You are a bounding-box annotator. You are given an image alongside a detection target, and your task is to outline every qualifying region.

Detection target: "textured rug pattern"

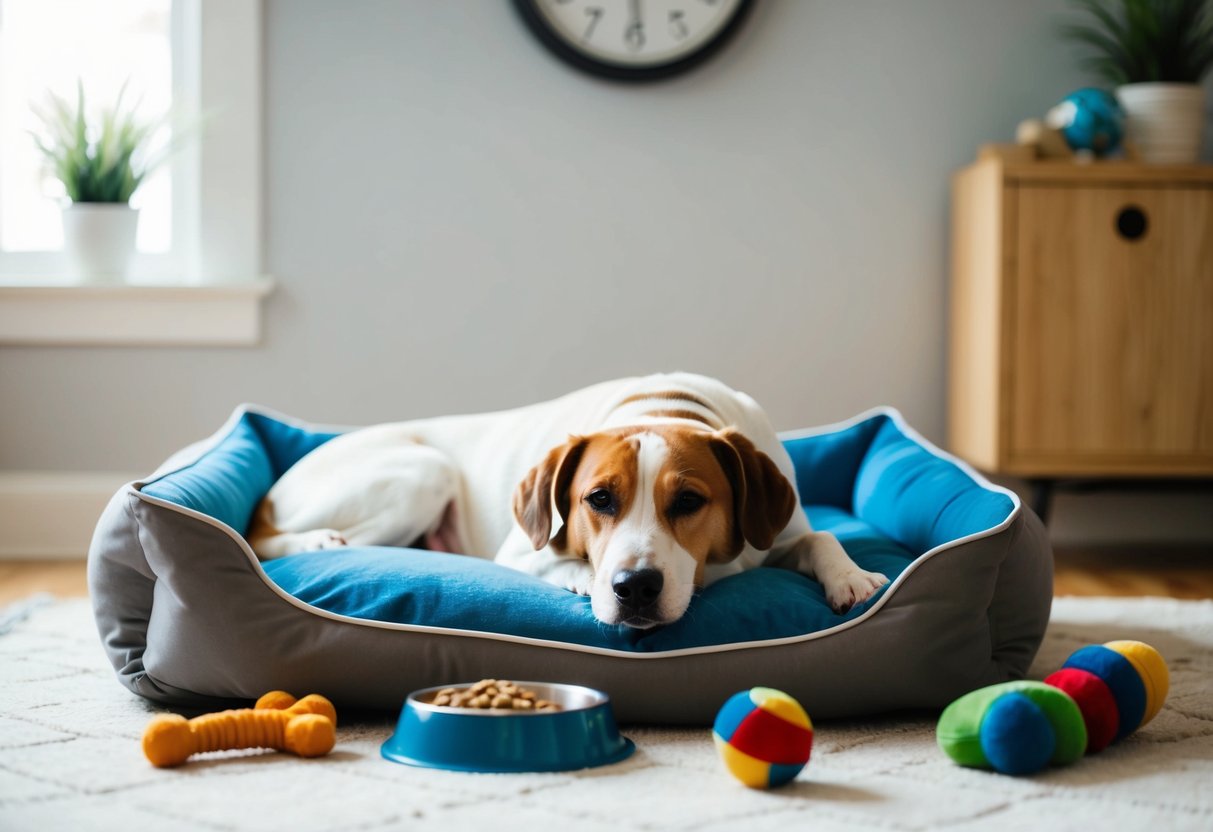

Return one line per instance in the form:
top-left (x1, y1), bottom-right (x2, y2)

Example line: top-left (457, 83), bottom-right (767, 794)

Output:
top-left (1, 597), bottom-right (1211, 831)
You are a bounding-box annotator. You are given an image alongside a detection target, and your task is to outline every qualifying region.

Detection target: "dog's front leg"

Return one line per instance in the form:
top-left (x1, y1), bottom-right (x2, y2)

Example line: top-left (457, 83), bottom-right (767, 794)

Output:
top-left (495, 528), bottom-right (595, 595)
top-left (801, 531), bottom-right (888, 612)
top-left (769, 530), bottom-right (889, 613)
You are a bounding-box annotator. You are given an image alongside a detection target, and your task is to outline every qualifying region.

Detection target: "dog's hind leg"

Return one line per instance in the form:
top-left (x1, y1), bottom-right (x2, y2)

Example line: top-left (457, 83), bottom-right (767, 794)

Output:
top-left (248, 440), bottom-right (463, 559)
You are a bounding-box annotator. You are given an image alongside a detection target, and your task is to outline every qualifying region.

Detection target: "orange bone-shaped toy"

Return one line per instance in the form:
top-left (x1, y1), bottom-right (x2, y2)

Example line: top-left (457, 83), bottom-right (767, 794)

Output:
top-left (255, 690), bottom-right (338, 725)
top-left (142, 691), bottom-right (336, 768)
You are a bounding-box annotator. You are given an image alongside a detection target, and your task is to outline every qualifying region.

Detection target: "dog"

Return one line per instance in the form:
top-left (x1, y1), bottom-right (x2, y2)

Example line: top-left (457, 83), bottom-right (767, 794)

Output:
top-left (247, 373), bottom-right (888, 628)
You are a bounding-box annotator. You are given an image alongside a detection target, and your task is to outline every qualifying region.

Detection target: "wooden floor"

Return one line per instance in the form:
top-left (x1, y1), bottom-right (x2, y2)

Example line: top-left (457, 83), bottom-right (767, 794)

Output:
top-left (2, 546), bottom-right (1211, 606)
top-left (0, 560), bottom-right (91, 605)
top-left (1052, 545), bottom-right (1213, 600)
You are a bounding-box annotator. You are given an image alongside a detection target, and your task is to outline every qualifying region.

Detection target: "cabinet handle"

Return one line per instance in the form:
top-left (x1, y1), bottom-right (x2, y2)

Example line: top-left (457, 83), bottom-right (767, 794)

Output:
top-left (1116, 205), bottom-right (1148, 241)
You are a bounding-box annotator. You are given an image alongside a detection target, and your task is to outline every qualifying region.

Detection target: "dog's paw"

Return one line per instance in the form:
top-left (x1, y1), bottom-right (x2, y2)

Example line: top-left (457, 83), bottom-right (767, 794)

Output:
top-left (560, 562), bottom-right (595, 596)
top-left (824, 568), bottom-right (888, 614)
top-left (293, 529), bottom-right (348, 552)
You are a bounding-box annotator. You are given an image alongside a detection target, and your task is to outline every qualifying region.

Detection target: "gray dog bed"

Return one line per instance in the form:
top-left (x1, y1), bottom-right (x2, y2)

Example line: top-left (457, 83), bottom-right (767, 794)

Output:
top-left (88, 405), bottom-right (1051, 723)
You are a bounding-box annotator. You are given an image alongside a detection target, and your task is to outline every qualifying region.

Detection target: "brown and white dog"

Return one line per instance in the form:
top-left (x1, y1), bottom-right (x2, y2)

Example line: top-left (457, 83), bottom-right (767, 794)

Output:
top-left (247, 373), bottom-right (888, 628)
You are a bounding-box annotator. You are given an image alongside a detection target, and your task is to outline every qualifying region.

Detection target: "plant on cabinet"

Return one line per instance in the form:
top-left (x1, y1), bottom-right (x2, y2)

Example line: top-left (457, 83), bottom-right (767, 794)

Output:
top-left (1061, 0), bottom-right (1213, 163)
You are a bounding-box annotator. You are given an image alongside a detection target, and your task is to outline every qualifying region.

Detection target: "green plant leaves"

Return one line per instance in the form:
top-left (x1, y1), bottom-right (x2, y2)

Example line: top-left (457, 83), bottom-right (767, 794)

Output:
top-left (1060, 0), bottom-right (1213, 85)
top-left (28, 79), bottom-right (170, 204)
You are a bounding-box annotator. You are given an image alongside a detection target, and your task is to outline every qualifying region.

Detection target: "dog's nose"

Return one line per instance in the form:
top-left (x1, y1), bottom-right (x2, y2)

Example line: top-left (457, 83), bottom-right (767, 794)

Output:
top-left (612, 568), bottom-right (664, 611)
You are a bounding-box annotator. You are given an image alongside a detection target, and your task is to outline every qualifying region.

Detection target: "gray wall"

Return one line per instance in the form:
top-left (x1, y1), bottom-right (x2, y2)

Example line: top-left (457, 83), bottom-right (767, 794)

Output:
top-left (2, 0), bottom-right (1209, 540)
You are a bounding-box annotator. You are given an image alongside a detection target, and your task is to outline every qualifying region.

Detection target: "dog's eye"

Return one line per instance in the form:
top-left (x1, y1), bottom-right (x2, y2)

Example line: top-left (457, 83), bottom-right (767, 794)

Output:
top-left (585, 489), bottom-right (615, 514)
top-left (670, 490), bottom-right (706, 517)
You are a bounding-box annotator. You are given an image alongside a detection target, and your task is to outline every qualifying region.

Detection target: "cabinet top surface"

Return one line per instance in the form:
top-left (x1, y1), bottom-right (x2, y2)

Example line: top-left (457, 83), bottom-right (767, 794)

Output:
top-left (961, 154), bottom-right (1213, 185)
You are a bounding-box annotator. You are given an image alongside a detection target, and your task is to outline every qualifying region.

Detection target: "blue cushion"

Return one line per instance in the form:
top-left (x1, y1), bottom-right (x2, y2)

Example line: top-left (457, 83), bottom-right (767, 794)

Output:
top-left (142, 409), bottom-right (1015, 651)
top-left (852, 420), bottom-right (1015, 554)
top-left (140, 418), bottom-right (274, 533)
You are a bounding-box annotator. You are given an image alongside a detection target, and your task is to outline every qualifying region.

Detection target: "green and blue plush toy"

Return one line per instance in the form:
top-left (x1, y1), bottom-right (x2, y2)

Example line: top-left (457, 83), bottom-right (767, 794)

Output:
top-left (937, 640), bottom-right (1169, 776)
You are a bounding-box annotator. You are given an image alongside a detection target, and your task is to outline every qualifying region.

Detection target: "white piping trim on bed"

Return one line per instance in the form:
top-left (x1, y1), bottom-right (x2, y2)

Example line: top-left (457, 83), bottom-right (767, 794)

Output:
top-left (143, 402), bottom-right (358, 484)
top-left (778, 405), bottom-right (1023, 512)
top-left (130, 404), bottom-right (1021, 659)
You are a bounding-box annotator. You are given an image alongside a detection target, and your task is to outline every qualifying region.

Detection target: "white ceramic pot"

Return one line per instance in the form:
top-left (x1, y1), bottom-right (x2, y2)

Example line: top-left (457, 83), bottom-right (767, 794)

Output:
top-left (61, 203), bottom-right (140, 283)
top-left (1117, 83), bottom-right (1207, 164)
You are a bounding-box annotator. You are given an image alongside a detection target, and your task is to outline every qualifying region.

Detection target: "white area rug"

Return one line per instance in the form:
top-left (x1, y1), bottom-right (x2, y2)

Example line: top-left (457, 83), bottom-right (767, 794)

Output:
top-left (1, 596), bottom-right (1211, 832)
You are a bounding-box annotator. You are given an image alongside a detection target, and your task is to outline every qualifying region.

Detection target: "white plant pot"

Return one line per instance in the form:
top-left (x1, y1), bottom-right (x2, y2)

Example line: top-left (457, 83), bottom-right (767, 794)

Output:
top-left (61, 203), bottom-right (140, 283)
top-left (1116, 83), bottom-right (1207, 164)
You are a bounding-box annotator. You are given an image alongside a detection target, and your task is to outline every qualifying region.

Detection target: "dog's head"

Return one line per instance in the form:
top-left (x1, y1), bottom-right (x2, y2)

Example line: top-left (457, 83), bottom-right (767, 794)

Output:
top-left (513, 426), bottom-right (796, 628)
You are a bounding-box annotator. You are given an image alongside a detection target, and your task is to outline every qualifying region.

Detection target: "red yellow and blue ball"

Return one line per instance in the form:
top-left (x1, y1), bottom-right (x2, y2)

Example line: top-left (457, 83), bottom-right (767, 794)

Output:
top-left (713, 687), bottom-right (813, 788)
top-left (937, 641), bottom-right (1167, 775)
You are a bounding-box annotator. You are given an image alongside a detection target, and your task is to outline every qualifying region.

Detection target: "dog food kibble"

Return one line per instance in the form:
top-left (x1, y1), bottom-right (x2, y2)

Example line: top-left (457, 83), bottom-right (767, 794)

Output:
top-left (429, 680), bottom-right (562, 712)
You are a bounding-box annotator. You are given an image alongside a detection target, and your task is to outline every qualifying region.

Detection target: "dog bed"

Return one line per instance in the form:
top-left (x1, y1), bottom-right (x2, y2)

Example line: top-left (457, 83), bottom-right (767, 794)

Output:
top-left (89, 405), bottom-right (1052, 724)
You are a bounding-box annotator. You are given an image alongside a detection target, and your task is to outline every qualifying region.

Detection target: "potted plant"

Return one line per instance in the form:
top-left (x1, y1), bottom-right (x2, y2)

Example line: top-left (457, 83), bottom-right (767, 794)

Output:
top-left (1062, 0), bottom-right (1213, 163)
top-left (30, 82), bottom-right (169, 282)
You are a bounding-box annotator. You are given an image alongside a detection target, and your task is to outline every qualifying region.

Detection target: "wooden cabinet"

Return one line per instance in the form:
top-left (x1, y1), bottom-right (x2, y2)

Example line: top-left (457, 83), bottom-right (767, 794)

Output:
top-left (949, 155), bottom-right (1213, 478)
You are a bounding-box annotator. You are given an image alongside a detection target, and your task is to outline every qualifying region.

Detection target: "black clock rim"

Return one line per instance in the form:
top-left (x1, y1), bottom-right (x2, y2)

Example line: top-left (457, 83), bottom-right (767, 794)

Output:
top-left (511, 0), bottom-right (755, 82)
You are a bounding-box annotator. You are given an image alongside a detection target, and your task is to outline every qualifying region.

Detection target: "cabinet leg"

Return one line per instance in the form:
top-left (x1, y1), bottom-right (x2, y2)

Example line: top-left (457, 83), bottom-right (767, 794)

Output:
top-left (1029, 479), bottom-right (1054, 525)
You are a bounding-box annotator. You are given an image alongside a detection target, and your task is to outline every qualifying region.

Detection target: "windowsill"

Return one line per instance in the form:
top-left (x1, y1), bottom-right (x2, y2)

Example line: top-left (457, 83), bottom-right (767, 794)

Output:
top-left (0, 277), bottom-right (275, 346)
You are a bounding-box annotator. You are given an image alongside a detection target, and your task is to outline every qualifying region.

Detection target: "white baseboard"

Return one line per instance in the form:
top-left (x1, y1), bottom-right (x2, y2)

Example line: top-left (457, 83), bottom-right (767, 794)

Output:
top-left (0, 472), bottom-right (137, 559)
top-left (990, 475), bottom-right (1213, 546)
top-left (1047, 489), bottom-right (1213, 547)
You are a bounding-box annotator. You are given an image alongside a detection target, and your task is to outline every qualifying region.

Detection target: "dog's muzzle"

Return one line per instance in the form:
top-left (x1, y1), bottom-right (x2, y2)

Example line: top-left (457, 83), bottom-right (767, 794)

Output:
top-left (611, 567), bottom-right (664, 627)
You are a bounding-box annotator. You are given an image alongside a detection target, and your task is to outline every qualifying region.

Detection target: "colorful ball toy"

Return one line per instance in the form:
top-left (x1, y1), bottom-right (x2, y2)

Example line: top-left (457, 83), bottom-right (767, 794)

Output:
top-left (1045, 87), bottom-right (1125, 156)
top-left (713, 687), bottom-right (813, 789)
top-left (937, 641), bottom-right (1168, 776)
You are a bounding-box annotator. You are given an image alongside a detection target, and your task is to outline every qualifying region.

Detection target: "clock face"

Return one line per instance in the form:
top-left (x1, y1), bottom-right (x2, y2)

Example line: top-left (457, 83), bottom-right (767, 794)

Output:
top-left (514, 0), bottom-right (754, 81)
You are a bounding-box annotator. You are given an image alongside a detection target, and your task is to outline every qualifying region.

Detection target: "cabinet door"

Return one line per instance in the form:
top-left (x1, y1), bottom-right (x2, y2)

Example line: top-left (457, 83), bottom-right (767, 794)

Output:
top-left (1011, 185), bottom-right (1213, 474)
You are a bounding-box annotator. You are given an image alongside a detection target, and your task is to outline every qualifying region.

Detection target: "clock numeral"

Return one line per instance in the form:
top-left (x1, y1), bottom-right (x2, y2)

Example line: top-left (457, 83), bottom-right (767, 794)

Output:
top-left (582, 6), bottom-right (603, 42)
top-left (669, 10), bottom-right (689, 39)
top-left (625, 20), bottom-right (646, 51)
top-left (625, 0), bottom-right (645, 52)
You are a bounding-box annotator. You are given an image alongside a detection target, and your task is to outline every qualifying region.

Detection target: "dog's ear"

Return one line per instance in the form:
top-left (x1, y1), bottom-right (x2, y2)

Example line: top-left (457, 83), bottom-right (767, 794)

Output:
top-left (709, 429), bottom-right (796, 553)
top-left (513, 436), bottom-right (588, 551)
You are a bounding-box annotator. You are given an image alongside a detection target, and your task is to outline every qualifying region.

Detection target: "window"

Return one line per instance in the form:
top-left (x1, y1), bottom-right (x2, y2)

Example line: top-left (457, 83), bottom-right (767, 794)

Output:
top-left (0, 0), bottom-right (262, 284)
top-left (0, 0), bottom-right (173, 255)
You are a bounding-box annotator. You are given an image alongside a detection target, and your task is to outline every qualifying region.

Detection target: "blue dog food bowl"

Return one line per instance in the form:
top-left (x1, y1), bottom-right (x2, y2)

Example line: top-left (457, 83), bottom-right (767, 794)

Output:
top-left (381, 681), bottom-right (634, 773)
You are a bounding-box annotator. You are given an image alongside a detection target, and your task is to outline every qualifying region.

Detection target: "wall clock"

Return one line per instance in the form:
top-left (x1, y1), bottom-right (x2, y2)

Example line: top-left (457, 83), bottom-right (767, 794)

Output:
top-left (512, 0), bottom-right (755, 82)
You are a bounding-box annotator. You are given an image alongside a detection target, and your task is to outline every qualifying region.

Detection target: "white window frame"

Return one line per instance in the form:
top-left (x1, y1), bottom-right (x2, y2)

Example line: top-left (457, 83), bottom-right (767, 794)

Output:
top-left (176, 0), bottom-right (263, 284)
top-left (0, 0), bottom-right (262, 285)
top-left (0, 0), bottom-right (271, 346)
